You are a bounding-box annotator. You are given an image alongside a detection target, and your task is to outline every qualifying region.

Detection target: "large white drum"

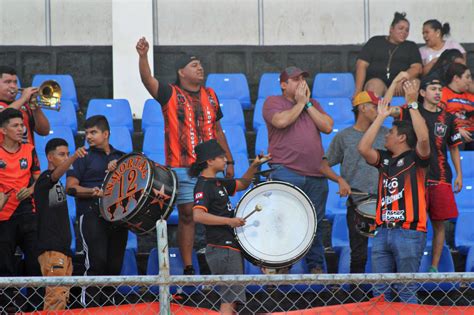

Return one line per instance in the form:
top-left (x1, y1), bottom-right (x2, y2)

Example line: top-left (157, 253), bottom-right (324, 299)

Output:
top-left (234, 181), bottom-right (317, 268)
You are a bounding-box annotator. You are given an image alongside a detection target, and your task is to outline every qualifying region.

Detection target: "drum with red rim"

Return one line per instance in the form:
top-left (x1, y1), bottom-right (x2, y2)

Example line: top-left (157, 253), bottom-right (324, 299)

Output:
top-left (354, 199), bottom-right (377, 237)
top-left (99, 153), bottom-right (178, 234)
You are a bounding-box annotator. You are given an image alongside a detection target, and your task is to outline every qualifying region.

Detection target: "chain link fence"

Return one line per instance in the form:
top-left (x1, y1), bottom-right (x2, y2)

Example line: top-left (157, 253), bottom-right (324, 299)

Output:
top-left (0, 273), bottom-right (473, 314)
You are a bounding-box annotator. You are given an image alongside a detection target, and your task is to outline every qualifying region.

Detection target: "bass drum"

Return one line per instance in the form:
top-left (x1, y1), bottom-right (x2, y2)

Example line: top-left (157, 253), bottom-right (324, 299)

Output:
top-left (100, 153), bottom-right (178, 234)
top-left (234, 181), bottom-right (316, 268)
top-left (354, 199), bottom-right (377, 237)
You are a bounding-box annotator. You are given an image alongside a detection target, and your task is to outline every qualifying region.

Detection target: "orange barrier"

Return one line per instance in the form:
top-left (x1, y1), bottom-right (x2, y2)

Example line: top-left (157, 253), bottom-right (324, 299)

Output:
top-left (29, 297), bottom-right (474, 314)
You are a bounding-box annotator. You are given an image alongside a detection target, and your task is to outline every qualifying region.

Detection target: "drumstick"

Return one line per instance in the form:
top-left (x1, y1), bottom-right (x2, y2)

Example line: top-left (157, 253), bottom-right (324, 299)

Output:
top-left (337, 191), bottom-right (369, 196)
top-left (243, 204), bottom-right (263, 220)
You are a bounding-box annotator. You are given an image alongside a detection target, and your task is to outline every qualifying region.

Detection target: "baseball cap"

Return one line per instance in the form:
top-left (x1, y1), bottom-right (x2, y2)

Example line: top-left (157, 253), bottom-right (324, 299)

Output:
top-left (175, 54), bottom-right (200, 72)
top-left (352, 91), bottom-right (379, 107)
top-left (279, 66), bottom-right (309, 82)
top-left (194, 139), bottom-right (226, 164)
top-left (420, 76), bottom-right (443, 90)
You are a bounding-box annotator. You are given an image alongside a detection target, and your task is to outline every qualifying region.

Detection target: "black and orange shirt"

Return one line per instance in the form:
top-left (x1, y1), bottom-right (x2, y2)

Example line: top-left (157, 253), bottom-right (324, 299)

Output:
top-left (0, 143), bottom-right (40, 221)
top-left (156, 84), bottom-right (223, 168)
top-left (399, 105), bottom-right (462, 183)
top-left (441, 87), bottom-right (474, 132)
top-left (193, 176), bottom-right (237, 249)
top-left (370, 149), bottom-right (430, 232)
top-left (0, 101), bottom-right (35, 144)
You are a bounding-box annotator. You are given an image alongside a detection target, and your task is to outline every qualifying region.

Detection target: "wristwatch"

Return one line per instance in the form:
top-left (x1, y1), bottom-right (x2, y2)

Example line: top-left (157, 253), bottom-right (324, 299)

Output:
top-left (304, 102), bottom-right (313, 110)
top-left (407, 102), bottom-right (419, 110)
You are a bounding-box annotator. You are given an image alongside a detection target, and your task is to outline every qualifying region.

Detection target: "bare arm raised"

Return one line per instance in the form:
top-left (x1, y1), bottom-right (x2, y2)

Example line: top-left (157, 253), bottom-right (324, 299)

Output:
top-left (137, 37), bottom-right (159, 99)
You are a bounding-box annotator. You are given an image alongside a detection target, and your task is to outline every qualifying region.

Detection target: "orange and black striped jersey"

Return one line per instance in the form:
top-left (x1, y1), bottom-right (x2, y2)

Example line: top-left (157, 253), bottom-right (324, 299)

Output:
top-left (0, 101), bottom-right (35, 144)
top-left (399, 105), bottom-right (462, 183)
top-left (441, 87), bottom-right (474, 132)
top-left (0, 143), bottom-right (40, 221)
top-left (370, 149), bottom-right (430, 232)
top-left (156, 84), bottom-right (223, 168)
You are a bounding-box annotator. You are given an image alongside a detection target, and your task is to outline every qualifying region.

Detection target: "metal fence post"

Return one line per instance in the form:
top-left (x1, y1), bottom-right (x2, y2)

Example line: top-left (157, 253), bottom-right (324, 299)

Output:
top-left (156, 219), bottom-right (170, 314)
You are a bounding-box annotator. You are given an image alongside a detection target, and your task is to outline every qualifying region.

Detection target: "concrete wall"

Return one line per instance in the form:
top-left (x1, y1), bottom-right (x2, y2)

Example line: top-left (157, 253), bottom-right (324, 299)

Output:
top-left (1, 0), bottom-right (473, 46)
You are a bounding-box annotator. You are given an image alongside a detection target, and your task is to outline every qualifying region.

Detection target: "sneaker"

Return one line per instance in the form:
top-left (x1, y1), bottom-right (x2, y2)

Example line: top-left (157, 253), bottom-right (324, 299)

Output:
top-left (428, 266), bottom-right (438, 273)
top-left (183, 265), bottom-right (195, 275)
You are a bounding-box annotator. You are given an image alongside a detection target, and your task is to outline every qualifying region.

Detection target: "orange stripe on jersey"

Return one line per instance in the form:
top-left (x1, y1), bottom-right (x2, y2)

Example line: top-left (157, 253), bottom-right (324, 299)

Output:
top-left (193, 205), bottom-right (208, 212)
top-left (415, 169), bottom-right (427, 232)
top-left (375, 173), bottom-right (384, 225)
top-left (402, 171), bottom-right (414, 230)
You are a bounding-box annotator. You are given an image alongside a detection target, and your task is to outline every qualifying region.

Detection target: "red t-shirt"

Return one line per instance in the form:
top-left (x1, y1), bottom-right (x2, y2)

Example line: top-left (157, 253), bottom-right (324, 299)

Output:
top-left (263, 96), bottom-right (326, 177)
top-left (0, 143), bottom-right (41, 220)
top-left (441, 87), bottom-right (474, 132)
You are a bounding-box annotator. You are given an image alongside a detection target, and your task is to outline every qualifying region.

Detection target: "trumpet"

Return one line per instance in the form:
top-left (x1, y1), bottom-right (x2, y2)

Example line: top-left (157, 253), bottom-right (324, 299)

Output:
top-left (17, 80), bottom-right (62, 111)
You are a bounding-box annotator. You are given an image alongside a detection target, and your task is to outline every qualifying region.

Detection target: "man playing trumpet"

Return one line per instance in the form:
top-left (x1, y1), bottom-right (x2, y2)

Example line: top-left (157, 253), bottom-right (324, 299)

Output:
top-left (0, 66), bottom-right (50, 144)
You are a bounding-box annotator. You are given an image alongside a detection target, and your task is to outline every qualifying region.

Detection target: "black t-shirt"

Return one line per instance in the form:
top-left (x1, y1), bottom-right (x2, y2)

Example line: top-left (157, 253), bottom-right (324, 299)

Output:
top-left (34, 170), bottom-right (72, 257)
top-left (66, 145), bottom-right (124, 216)
top-left (358, 36), bottom-right (422, 86)
top-left (193, 177), bottom-right (237, 248)
top-left (399, 105), bottom-right (462, 183)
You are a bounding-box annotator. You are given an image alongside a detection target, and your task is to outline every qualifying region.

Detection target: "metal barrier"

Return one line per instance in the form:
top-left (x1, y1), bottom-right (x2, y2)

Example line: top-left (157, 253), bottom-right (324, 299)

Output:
top-left (0, 273), bottom-right (473, 313)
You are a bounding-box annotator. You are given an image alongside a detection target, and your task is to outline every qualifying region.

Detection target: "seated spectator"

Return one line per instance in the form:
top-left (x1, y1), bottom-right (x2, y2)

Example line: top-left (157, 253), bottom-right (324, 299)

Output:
top-left (441, 63), bottom-right (474, 150)
top-left (355, 12), bottom-right (422, 97)
top-left (420, 20), bottom-right (466, 76)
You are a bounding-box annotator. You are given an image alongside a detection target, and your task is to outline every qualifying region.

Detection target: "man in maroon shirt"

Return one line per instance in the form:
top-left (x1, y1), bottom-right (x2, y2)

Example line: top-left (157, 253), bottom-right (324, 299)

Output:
top-left (262, 66), bottom-right (334, 273)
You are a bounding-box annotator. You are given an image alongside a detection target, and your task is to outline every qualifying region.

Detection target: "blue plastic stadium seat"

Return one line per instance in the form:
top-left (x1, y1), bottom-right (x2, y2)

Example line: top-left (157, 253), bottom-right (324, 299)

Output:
top-left (460, 151), bottom-right (474, 179)
top-left (253, 98), bottom-right (266, 132)
top-left (34, 126), bottom-right (76, 154)
top-left (206, 73), bottom-right (251, 109)
top-left (42, 100), bottom-right (78, 134)
top-left (167, 206), bottom-right (179, 225)
top-left (331, 214), bottom-right (349, 253)
top-left (67, 196), bottom-right (76, 222)
top-left (233, 152), bottom-right (249, 178)
top-left (325, 181), bottom-right (347, 222)
top-left (145, 152), bottom-right (166, 165)
top-left (86, 99), bottom-right (134, 134)
top-left (109, 126), bottom-right (133, 153)
top-left (32, 74), bottom-right (79, 110)
top-left (69, 217), bottom-right (76, 254)
top-left (141, 99), bottom-right (164, 133)
top-left (222, 126), bottom-right (247, 157)
top-left (316, 98), bottom-right (354, 125)
top-left (321, 129), bottom-right (338, 151)
top-left (465, 247), bottom-right (474, 272)
top-left (455, 180), bottom-right (474, 211)
top-left (257, 73), bottom-right (281, 100)
top-left (455, 212), bottom-right (474, 255)
top-left (119, 248), bottom-right (139, 295)
top-left (142, 126), bottom-right (165, 156)
top-left (219, 99), bottom-right (245, 130)
top-left (147, 247), bottom-right (200, 294)
top-left (255, 126), bottom-right (268, 156)
top-left (312, 73), bottom-right (355, 98)
top-left (419, 245), bottom-right (455, 291)
top-left (390, 96), bottom-right (406, 106)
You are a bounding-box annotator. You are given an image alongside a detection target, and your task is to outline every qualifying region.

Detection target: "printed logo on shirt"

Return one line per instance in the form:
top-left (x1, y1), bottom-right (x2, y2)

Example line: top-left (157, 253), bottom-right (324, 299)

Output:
top-left (195, 192), bottom-right (203, 200)
top-left (19, 158), bottom-right (28, 169)
top-left (396, 158), bottom-right (405, 167)
top-left (0, 159), bottom-right (6, 169)
top-left (434, 122), bottom-right (447, 137)
top-left (383, 159), bottom-right (389, 166)
top-left (452, 133), bottom-right (461, 142)
top-left (218, 190), bottom-right (225, 197)
top-left (381, 209), bottom-right (406, 221)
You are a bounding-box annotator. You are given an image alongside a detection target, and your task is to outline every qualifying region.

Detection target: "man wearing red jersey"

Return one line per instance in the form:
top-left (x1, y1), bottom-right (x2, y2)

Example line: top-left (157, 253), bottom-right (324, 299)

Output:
top-left (0, 66), bottom-right (50, 144)
top-left (359, 80), bottom-right (430, 303)
top-left (137, 38), bottom-right (234, 274)
top-left (0, 108), bottom-right (41, 311)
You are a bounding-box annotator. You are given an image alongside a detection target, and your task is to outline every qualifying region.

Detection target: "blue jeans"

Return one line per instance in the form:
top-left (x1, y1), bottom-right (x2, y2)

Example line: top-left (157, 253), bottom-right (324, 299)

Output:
top-left (172, 168), bottom-right (198, 205)
top-left (371, 227), bottom-right (427, 303)
top-left (270, 164), bottom-right (328, 270)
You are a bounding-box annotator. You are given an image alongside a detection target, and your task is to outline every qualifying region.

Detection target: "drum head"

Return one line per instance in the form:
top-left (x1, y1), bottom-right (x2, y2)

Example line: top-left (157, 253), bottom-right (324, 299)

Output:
top-left (235, 181), bottom-right (316, 268)
top-left (355, 199), bottom-right (377, 219)
top-left (100, 153), bottom-right (152, 222)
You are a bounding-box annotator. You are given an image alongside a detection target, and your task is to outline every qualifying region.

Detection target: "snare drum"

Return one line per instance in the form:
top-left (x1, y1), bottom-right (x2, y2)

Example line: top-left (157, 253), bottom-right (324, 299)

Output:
top-left (234, 181), bottom-right (316, 268)
top-left (100, 153), bottom-right (178, 234)
top-left (354, 199), bottom-right (377, 237)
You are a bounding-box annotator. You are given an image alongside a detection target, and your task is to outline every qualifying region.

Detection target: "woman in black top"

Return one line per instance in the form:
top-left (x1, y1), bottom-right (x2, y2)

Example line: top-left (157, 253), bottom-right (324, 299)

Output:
top-left (355, 12), bottom-right (422, 98)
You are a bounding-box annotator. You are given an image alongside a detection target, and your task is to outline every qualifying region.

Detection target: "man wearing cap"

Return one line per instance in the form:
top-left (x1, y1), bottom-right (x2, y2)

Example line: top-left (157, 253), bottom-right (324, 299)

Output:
top-left (391, 76), bottom-right (462, 273)
top-left (324, 90), bottom-right (389, 274)
top-left (136, 37), bottom-right (233, 275)
top-left (262, 66), bottom-right (333, 273)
